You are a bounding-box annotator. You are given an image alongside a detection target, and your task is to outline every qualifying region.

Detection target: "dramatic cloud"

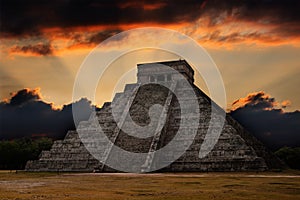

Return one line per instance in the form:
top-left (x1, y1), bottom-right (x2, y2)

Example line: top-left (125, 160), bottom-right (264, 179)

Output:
top-left (1, 0), bottom-right (299, 43)
top-left (10, 43), bottom-right (53, 56)
top-left (8, 88), bottom-right (41, 106)
top-left (281, 100), bottom-right (292, 108)
top-left (231, 91), bottom-right (277, 111)
top-left (0, 0), bottom-right (202, 37)
top-left (118, 1), bottom-right (167, 10)
top-left (67, 29), bottom-right (122, 49)
top-left (0, 88), bottom-right (96, 140)
top-left (230, 91), bottom-right (300, 150)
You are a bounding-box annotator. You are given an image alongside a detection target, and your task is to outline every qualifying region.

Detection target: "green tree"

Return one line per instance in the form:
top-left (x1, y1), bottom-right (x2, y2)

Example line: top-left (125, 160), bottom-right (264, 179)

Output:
top-left (275, 147), bottom-right (300, 169)
top-left (0, 137), bottom-right (53, 170)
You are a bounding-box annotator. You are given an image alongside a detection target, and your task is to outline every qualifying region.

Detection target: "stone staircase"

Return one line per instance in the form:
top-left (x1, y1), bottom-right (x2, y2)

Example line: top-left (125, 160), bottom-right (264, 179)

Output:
top-left (102, 82), bottom-right (174, 172)
top-left (158, 85), bottom-right (269, 172)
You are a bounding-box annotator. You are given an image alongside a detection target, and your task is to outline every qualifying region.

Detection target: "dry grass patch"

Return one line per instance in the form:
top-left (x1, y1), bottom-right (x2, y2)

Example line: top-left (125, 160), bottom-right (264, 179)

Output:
top-left (0, 171), bottom-right (299, 200)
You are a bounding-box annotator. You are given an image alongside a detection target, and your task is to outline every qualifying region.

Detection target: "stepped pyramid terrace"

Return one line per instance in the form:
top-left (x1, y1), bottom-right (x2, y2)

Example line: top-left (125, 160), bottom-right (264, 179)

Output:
top-left (25, 60), bottom-right (284, 172)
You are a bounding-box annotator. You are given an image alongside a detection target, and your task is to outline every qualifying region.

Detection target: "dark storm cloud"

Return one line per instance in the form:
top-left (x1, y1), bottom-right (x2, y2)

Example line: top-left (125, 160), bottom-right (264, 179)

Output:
top-left (68, 29), bottom-right (123, 48)
top-left (88, 29), bottom-right (122, 44)
top-left (202, 31), bottom-right (276, 43)
top-left (10, 43), bottom-right (53, 56)
top-left (0, 88), bottom-right (96, 140)
top-left (232, 91), bottom-right (276, 110)
top-left (230, 91), bottom-right (300, 150)
top-left (2, 0), bottom-right (299, 37)
top-left (0, 0), bottom-right (202, 37)
top-left (1, 88), bottom-right (299, 150)
top-left (9, 88), bottom-right (41, 106)
top-left (203, 0), bottom-right (300, 23)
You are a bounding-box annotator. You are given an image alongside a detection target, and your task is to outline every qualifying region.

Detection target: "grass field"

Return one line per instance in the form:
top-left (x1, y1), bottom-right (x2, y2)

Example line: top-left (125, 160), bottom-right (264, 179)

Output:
top-left (0, 171), bottom-right (300, 200)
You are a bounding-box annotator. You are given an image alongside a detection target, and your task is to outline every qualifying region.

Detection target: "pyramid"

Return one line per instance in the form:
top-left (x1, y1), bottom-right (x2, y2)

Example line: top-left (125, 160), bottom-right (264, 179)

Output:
top-left (25, 60), bottom-right (284, 172)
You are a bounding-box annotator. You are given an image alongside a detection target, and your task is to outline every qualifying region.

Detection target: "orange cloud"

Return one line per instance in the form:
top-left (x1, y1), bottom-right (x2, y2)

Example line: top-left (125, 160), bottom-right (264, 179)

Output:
top-left (2, 0), bottom-right (300, 52)
top-left (180, 16), bottom-right (300, 49)
top-left (281, 100), bottom-right (292, 108)
top-left (8, 88), bottom-right (42, 103)
top-left (231, 91), bottom-right (275, 111)
top-left (4, 14), bottom-right (300, 58)
top-left (9, 43), bottom-right (53, 56)
top-left (12, 88), bottom-right (41, 97)
top-left (231, 91), bottom-right (293, 112)
top-left (143, 2), bottom-right (167, 10)
top-left (118, 1), bottom-right (167, 10)
top-left (5, 88), bottom-right (64, 110)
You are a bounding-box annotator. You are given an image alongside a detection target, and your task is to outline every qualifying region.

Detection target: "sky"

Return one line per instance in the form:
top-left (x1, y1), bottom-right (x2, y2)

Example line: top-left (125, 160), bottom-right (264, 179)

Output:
top-left (0, 0), bottom-right (299, 149)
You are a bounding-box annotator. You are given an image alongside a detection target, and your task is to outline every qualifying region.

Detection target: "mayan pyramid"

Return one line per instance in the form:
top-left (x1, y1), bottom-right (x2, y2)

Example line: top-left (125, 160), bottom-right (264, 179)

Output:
top-left (25, 60), bottom-right (283, 172)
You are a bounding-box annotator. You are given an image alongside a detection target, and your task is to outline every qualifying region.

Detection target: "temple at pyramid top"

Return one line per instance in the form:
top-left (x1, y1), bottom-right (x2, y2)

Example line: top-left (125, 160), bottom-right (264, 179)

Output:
top-left (137, 60), bottom-right (194, 84)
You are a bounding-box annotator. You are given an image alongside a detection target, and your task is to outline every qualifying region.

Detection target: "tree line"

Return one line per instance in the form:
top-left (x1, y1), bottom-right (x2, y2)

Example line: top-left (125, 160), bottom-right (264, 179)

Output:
top-left (275, 147), bottom-right (300, 170)
top-left (0, 137), bottom-right (299, 170)
top-left (0, 137), bottom-right (53, 170)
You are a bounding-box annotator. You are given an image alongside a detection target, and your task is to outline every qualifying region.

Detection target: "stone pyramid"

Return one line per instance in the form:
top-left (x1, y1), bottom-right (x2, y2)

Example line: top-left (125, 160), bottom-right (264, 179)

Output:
top-left (25, 60), bottom-right (283, 172)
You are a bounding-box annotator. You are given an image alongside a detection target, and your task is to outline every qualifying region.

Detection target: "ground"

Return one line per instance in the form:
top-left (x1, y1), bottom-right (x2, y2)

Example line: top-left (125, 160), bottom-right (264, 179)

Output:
top-left (0, 171), bottom-right (300, 200)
